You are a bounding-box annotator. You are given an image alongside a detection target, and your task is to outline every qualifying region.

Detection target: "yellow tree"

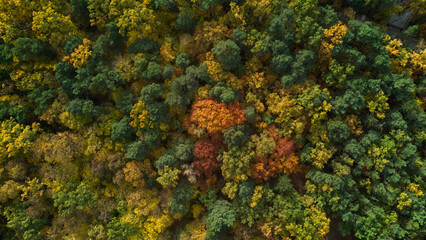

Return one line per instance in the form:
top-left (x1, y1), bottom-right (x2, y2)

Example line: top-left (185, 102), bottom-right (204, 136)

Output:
top-left (63, 38), bottom-right (92, 68)
top-left (0, 118), bottom-right (40, 161)
top-left (318, 21), bottom-right (347, 69)
top-left (32, 4), bottom-right (78, 47)
top-left (265, 93), bottom-right (307, 140)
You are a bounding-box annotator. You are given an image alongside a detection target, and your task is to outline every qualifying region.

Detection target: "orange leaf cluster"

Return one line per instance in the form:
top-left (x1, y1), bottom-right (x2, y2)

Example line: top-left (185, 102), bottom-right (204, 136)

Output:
top-left (190, 98), bottom-right (246, 134)
top-left (252, 128), bottom-right (302, 181)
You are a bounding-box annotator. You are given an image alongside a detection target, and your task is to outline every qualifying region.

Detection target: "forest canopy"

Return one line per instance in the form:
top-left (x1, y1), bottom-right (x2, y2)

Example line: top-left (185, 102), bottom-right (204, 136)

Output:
top-left (0, 0), bottom-right (425, 240)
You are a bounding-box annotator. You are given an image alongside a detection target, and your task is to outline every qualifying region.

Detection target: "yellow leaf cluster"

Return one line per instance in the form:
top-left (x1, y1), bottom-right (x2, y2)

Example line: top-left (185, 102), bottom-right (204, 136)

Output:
top-left (179, 219), bottom-right (207, 240)
top-left (160, 43), bottom-right (176, 64)
top-left (368, 145), bottom-right (389, 173)
top-left (222, 182), bottom-right (238, 200)
top-left (365, 90), bottom-right (389, 119)
top-left (116, 0), bottom-right (165, 43)
top-left (396, 192), bottom-right (412, 210)
top-left (0, 118), bottom-right (40, 160)
top-left (129, 100), bottom-right (150, 135)
top-left (247, 72), bottom-right (267, 90)
top-left (203, 52), bottom-right (226, 82)
top-left (142, 214), bottom-right (174, 239)
top-left (156, 165), bottom-right (181, 188)
top-left (409, 49), bottom-right (426, 74)
top-left (266, 93), bottom-right (306, 138)
top-left (311, 101), bottom-right (332, 124)
top-left (344, 114), bottom-right (363, 136)
top-left (319, 22), bottom-right (347, 66)
top-left (32, 4), bottom-right (77, 47)
top-left (63, 38), bottom-right (92, 69)
top-left (249, 186), bottom-right (263, 208)
top-left (323, 21), bottom-right (347, 45)
top-left (407, 183), bottom-right (424, 197)
top-left (310, 142), bottom-right (333, 169)
top-left (244, 0), bottom-right (274, 18)
top-left (227, 2), bottom-right (246, 28)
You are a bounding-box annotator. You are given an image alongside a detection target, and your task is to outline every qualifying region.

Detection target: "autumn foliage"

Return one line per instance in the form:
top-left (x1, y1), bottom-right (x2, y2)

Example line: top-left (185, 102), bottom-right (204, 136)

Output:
top-left (0, 0), bottom-right (424, 239)
top-left (190, 98), bottom-right (246, 134)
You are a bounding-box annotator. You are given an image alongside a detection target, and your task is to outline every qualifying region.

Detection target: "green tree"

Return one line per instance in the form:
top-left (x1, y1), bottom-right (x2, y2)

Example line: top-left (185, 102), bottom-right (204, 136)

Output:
top-left (206, 200), bottom-right (236, 233)
top-left (281, 50), bottom-right (316, 87)
top-left (52, 183), bottom-right (97, 217)
top-left (169, 182), bottom-right (193, 215)
top-left (211, 40), bottom-right (241, 72)
top-left (12, 38), bottom-right (47, 61)
top-left (327, 120), bottom-right (350, 143)
top-left (4, 206), bottom-right (47, 240)
top-left (0, 44), bottom-right (13, 64)
top-left (111, 116), bottom-right (135, 141)
top-left (175, 13), bottom-right (196, 33)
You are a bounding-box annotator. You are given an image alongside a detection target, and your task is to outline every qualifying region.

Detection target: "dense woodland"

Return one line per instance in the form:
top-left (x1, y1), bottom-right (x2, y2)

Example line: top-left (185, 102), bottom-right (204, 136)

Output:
top-left (0, 0), bottom-right (425, 239)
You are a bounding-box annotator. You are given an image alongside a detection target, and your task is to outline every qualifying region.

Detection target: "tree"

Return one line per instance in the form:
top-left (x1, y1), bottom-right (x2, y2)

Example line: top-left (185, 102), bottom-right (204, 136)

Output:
top-left (281, 50), bottom-right (316, 87)
top-left (169, 182), bottom-right (193, 215)
top-left (175, 13), bottom-right (196, 34)
top-left (63, 38), bottom-right (92, 68)
top-left (67, 99), bottom-right (101, 117)
top-left (12, 38), bottom-right (47, 61)
top-left (128, 37), bottom-right (160, 54)
top-left (53, 182), bottom-right (97, 217)
top-left (211, 40), bottom-right (241, 71)
top-left (142, 62), bottom-right (162, 81)
top-left (327, 120), bottom-right (350, 143)
top-left (193, 139), bottom-right (220, 177)
top-left (175, 53), bottom-right (191, 69)
top-left (190, 98), bottom-right (246, 134)
top-left (71, 0), bottom-right (91, 28)
top-left (86, 68), bottom-right (125, 93)
top-left (218, 145), bottom-right (254, 183)
top-left (4, 207), bottom-right (47, 240)
top-left (63, 35), bottom-right (83, 55)
top-left (111, 116), bottom-right (135, 141)
top-left (206, 200), bottom-right (236, 233)
top-left (32, 5), bottom-right (78, 47)
top-left (223, 125), bottom-right (250, 149)
top-left (107, 218), bottom-right (136, 240)
top-left (0, 44), bottom-right (13, 64)
top-left (239, 180), bottom-right (255, 203)
top-left (27, 86), bottom-right (55, 115)
top-left (0, 118), bottom-right (40, 161)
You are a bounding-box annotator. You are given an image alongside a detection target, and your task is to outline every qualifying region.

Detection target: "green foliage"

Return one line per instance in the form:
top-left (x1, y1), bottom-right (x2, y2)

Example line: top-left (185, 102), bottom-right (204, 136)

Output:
top-left (63, 35), bottom-right (83, 55)
top-left (175, 13), bottom-right (196, 33)
top-left (0, 102), bottom-right (27, 123)
top-left (175, 53), bottom-right (191, 69)
top-left (211, 40), bottom-right (241, 72)
top-left (128, 38), bottom-right (159, 53)
top-left (12, 38), bottom-right (47, 61)
top-left (111, 116), bottom-right (135, 141)
top-left (107, 218), bottom-right (136, 240)
top-left (27, 87), bottom-right (55, 115)
top-left (209, 82), bottom-right (237, 104)
top-left (281, 50), bottom-right (316, 87)
top-left (0, 44), bottom-right (13, 65)
top-left (206, 200), bottom-right (236, 233)
top-left (4, 207), bottom-right (47, 240)
top-left (142, 62), bottom-right (162, 81)
top-left (0, 1), bottom-right (425, 239)
top-left (238, 180), bottom-right (254, 203)
top-left (223, 124), bottom-right (250, 149)
top-left (169, 181), bottom-right (193, 214)
top-left (53, 183), bottom-right (97, 217)
top-left (327, 120), bottom-right (350, 143)
top-left (67, 99), bottom-right (101, 117)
